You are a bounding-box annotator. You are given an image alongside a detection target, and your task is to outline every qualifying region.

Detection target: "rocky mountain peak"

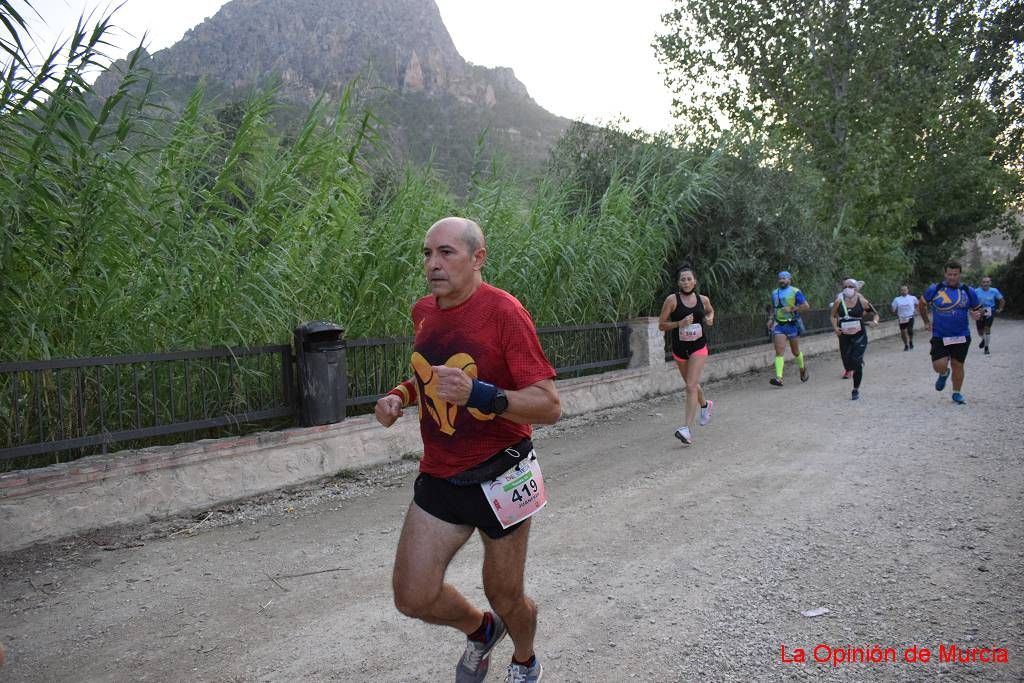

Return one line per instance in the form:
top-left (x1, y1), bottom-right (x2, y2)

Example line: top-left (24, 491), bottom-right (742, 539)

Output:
top-left (94, 0), bottom-right (568, 179)
top-left (138, 0), bottom-right (531, 109)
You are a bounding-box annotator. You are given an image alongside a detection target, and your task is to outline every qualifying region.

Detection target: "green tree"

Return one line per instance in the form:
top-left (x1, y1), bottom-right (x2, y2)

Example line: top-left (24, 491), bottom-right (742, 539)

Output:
top-left (988, 240), bottom-right (1024, 314)
top-left (655, 0), bottom-right (1022, 280)
top-left (545, 122), bottom-right (842, 310)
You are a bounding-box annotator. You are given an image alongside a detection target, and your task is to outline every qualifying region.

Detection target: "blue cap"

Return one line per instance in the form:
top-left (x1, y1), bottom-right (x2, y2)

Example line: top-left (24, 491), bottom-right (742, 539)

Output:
top-left (778, 271), bottom-right (792, 279)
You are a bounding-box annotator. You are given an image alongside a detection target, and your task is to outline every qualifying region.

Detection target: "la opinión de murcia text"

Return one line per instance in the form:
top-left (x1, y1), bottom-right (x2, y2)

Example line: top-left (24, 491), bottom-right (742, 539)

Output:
top-left (780, 643), bottom-right (1010, 667)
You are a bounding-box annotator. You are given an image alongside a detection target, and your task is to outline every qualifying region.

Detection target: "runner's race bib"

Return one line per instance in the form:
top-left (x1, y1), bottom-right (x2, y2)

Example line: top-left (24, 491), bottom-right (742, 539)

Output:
top-left (943, 336), bottom-right (967, 346)
top-left (983, 306), bottom-right (993, 317)
top-left (679, 323), bottom-right (703, 341)
top-left (899, 316), bottom-right (912, 324)
top-left (482, 451), bottom-right (548, 529)
top-left (840, 320), bottom-right (862, 335)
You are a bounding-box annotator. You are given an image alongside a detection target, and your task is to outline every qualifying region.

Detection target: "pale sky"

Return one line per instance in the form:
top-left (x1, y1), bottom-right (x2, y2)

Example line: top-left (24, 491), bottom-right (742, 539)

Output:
top-left (26, 0), bottom-right (678, 133)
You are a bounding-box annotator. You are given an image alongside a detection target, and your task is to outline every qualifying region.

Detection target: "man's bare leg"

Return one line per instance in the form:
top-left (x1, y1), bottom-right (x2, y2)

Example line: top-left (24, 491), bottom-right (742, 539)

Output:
top-left (392, 502), bottom-right (482, 634)
top-left (481, 519), bottom-right (536, 662)
top-left (951, 359), bottom-right (966, 392)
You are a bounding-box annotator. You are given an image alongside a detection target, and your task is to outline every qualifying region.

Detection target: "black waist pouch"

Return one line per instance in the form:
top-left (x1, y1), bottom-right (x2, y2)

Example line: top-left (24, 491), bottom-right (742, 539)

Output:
top-left (445, 438), bottom-right (534, 486)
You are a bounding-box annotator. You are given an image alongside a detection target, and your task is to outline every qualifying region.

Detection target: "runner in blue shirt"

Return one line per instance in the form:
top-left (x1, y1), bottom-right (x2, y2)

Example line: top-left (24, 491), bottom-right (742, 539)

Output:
top-left (918, 260), bottom-right (983, 405)
top-left (973, 276), bottom-right (1005, 355)
top-left (766, 271), bottom-right (810, 386)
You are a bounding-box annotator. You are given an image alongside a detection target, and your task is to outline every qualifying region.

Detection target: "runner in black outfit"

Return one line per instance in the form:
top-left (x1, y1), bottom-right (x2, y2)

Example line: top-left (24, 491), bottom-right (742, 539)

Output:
top-left (658, 266), bottom-right (716, 445)
top-left (830, 278), bottom-right (880, 400)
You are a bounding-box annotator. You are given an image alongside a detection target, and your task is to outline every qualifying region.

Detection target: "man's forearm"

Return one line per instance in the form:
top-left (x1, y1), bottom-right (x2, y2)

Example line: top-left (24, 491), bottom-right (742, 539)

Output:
top-left (501, 380), bottom-right (561, 425)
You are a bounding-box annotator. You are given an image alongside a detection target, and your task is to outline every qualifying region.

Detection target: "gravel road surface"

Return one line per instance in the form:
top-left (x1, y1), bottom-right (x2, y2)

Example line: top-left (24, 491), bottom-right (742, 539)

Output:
top-left (2, 322), bottom-right (1022, 682)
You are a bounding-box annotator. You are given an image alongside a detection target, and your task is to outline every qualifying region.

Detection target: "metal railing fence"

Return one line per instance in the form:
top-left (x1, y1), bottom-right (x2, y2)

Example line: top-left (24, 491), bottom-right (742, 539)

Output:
top-left (1, 346), bottom-right (293, 465)
top-left (538, 323), bottom-right (632, 378)
top-left (1, 323), bottom-right (631, 467)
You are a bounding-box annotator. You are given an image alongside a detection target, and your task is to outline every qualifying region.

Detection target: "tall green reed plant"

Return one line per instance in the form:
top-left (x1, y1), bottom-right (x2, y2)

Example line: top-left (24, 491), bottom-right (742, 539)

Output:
top-left (1, 3), bottom-right (727, 362)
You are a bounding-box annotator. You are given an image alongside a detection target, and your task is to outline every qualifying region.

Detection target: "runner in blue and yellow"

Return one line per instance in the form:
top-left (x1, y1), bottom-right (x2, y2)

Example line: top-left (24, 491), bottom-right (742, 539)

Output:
top-left (766, 271), bottom-right (811, 387)
top-left (973, 276), bottom-right (1005, 355)
top-left (918, 260), bottom-right (983, 405)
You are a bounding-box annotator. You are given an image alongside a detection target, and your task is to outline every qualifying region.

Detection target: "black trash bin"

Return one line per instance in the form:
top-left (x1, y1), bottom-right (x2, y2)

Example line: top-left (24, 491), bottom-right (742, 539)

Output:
top-left (293, 321), bottom-right (347, 426)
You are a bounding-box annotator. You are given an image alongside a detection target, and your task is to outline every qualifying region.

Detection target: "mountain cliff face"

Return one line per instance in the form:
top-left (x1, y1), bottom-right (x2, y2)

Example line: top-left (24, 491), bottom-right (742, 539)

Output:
top-left (95, 0), bottom-right (569, 181)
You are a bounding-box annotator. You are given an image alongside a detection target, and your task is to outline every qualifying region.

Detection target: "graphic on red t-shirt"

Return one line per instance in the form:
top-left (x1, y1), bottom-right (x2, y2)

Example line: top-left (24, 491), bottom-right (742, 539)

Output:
top-left (410, 283), bottom-right (555, 478)
top-left (412, 351), bottom-right (495, 435)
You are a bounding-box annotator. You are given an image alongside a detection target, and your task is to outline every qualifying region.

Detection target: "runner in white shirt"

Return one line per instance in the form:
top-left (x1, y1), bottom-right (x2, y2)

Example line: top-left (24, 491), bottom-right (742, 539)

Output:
top-left (891, 285), bottom-right (918, 351)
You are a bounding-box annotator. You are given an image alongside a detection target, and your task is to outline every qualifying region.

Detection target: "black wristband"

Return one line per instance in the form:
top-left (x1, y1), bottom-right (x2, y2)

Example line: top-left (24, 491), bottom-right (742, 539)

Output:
top-left (466, 379), bottom-right (498, 411)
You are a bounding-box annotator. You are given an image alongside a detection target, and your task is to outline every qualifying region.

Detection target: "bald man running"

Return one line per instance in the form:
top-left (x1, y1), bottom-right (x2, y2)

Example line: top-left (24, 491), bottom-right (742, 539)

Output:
top-left (376, 217), bottom-right (560, 683)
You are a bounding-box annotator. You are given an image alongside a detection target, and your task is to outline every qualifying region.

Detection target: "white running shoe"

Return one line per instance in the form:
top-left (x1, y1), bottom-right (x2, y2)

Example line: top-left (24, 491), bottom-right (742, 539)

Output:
top-left (674, 426), bottom-right (692, 445)
top-left (698, 399), bottom-right (714, 426)
top-left (505, 659), bottom-right (543, 682)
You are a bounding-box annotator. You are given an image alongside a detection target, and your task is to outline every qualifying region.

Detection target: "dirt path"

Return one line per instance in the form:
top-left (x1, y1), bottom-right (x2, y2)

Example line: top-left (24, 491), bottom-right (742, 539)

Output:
top-left (2, 323), bottom-right (1022, 682)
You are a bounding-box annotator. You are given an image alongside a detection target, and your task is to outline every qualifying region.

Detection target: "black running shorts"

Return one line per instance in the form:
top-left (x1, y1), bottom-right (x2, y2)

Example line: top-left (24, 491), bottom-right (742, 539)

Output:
top-left (899, 320), bottom-right (913, 331)
top-left (413, 473), bottom-right (526, 539)
top-left (975, 316), bottom-right (994, 334)
top-left (930, 336), bottom-right (970, 363)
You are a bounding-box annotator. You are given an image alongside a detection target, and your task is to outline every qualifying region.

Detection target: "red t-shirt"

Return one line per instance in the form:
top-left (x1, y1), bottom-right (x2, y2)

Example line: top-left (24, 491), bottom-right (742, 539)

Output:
top-left (410, 282), bottom-right (556, 478)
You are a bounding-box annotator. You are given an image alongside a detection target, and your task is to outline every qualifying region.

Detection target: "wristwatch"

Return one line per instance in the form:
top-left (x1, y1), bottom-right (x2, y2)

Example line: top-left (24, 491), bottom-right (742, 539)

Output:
top-left (490, 388), bottom-right (509, 415)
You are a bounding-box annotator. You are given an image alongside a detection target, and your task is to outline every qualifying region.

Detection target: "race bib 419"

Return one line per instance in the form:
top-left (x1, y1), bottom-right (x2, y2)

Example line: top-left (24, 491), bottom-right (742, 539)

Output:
top-left (482, 451), bottom-right (548, 529)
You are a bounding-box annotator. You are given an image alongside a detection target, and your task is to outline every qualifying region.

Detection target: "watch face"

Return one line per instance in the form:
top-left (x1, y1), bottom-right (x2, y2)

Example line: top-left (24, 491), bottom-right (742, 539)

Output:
top-left (492, 391), bottom-right (509, 415)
